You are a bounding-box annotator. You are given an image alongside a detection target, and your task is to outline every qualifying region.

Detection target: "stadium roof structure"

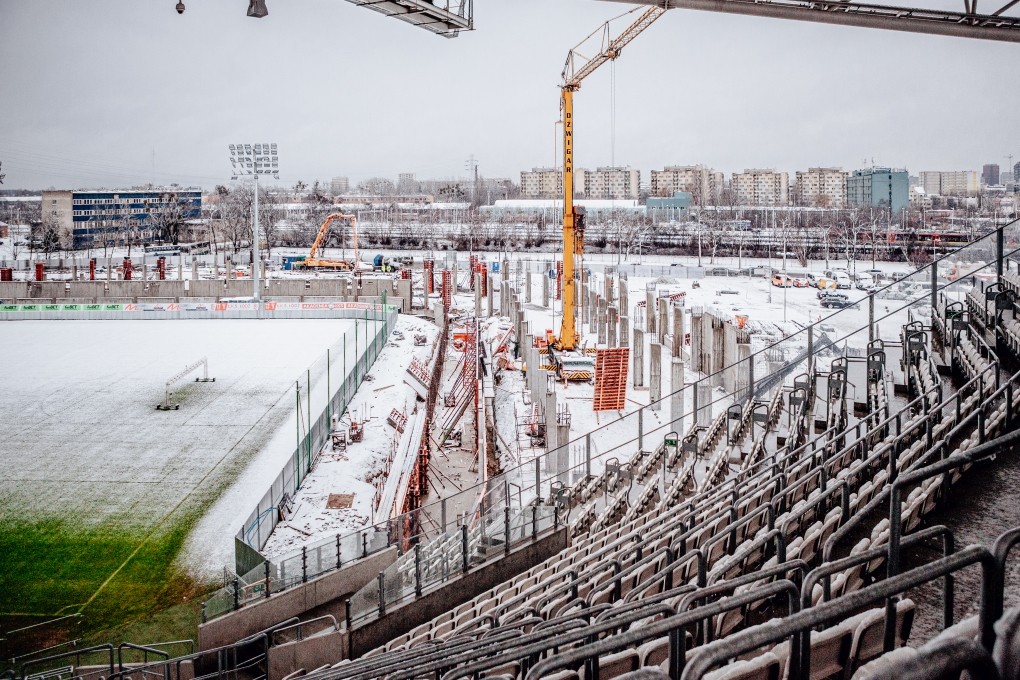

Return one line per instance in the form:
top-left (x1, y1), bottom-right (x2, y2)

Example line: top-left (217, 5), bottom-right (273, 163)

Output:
top-left (342, 0), bottom-right (472, 37)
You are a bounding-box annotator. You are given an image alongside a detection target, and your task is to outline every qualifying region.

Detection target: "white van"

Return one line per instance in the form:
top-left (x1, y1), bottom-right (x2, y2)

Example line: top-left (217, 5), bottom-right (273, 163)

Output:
top-left (855, 273), bottom-right (875, 290)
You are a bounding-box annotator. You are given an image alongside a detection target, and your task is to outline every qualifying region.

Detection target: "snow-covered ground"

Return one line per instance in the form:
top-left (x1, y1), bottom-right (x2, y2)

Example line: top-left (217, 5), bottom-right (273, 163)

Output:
top-left (0, 319), bottom-right (363, 576)
top-left (259, 315), bottom-right (440, 561)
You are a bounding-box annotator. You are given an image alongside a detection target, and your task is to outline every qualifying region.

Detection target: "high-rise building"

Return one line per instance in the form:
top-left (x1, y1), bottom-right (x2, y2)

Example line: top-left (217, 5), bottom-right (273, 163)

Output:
top-left (847, 168), bottom-right (909, 213)
top-left (581, 166), bottom-right (640, 200)
top-left (330, 176), bottom-right (350, 195)
top-left (649, 165), bottom-right (724, 204)
top-left (918, 170), bottom-right (981, 196)
top-left (794, 167), bottom-right (848, 208)
top-left (732, 169), bottom-right (789, 206)
top-left (397, 173), bottom-right (418, 194)
top-left (983, 164), bottom-right (1000, 186)
top-left (42, 188), bottom-right (202, 249)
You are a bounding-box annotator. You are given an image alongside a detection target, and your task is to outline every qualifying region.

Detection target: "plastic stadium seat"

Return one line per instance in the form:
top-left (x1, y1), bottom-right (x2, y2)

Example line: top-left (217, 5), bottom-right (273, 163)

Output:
top-left (702, 652), bottom-right (782, 680)
top-left (849, 646), bottom-right (918, 679)
top-left (847, 598), bottom-right (915, 675)
top-left (993, 606), bottom-right (1020, 680)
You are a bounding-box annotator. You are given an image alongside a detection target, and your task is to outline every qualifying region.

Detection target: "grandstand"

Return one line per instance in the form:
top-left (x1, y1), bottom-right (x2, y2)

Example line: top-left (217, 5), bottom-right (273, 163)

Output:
top-left (14, 220), bottom-right (1020, 680)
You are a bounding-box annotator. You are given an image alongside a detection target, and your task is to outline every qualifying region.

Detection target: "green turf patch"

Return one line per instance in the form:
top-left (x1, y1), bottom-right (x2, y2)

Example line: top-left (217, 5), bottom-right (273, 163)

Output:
top-left (0, 517), bottom-right (206, 639)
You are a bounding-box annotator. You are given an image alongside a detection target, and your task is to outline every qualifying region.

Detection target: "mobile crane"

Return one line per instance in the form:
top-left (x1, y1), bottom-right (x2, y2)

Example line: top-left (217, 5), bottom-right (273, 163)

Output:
top-left (294, 212), bottom-right (359, 271)
top-left (547, 5), bottom-right (668, 380)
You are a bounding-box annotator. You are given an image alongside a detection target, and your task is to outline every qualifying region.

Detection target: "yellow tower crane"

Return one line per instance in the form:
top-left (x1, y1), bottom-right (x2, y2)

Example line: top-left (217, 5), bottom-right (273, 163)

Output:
top-left (550, 5), bottom-right (668, 376)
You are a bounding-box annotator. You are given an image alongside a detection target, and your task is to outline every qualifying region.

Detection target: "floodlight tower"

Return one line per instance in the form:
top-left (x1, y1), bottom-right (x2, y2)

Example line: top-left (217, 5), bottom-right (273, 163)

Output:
top-left (229, 143), bottom-right (279, 301)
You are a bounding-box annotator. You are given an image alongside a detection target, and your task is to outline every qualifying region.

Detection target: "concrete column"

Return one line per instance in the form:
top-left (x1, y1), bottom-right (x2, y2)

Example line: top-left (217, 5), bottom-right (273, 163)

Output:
top-left (608, 305), bottom-right (618, 347)
top-left (487, 278), bottom-right (494, 316)
top-left (588, 288), bottom-right (597, 329)
top-left (620, 315), bottom-right (630, 348)
top-left (72, 264), bottom-right (78, 281)
top-left (697, 383), bottom-right (712, 426)
top-left (737, 341), bottom-right (751, 401)
top-left (633, 327), bottom-right (645, 388)
top-left (650, 341), bottom-right (662, 410)
top-left (657, 298), bottom-right (668, 345)
top-left (142, 262), bottom-right (148, 282)
top-left (646, 290), bottom-right (655, 333)
top-left (690, 311), bottom-right (702, 371)
top-left (672, 306), bottom-right (684, 357)
top-left (724, 323), bottom-right (738, 393)
top-left (542, 271), bottom-right (550, 308)
top-left (108, 257), bottom-right (112, 281)
top-left (619, 277), bottom-right (629, 316)
top-left (516, 311), bottom-right (525, 354)
top-left (671, 358), bottom-right (685, 434)
top-left (474, 285), bottom-right (482, 318)
top-left (545, 388), bottom-right (558, 457)
top-left (179, 254), bottom-right (185, 281)
top-left (526, 270), bottom-right (532, 304)
top-left (604, 272), bottom-right (612, 303)
top-left (597, 298), bottom-right (608, 345)
top-left (701, 313), bottom-right (714, 377)
top-left (556, 421), bottom-right (571, 484)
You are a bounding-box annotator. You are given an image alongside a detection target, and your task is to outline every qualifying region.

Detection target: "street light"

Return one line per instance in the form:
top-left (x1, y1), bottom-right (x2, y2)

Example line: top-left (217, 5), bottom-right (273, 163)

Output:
top-left (229, 142), bottom-right (279, 301)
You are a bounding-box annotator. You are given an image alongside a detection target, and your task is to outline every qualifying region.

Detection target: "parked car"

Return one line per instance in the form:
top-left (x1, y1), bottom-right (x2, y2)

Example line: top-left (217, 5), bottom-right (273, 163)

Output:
top-left (817, 291), bottom-right (849, 302)
top-left (821, 296), bottom-right (856, 309)
top-left (771, 272), bottom-right (793, 287)
top-left (793, 277), bottom-right (811, 288)
top-left (855, 273), bottom-right (875, 290)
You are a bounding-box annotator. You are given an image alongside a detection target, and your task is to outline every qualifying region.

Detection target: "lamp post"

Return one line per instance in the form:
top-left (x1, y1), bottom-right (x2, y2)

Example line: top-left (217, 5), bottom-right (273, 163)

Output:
top-left (229, 143), bottom-right (279, 301)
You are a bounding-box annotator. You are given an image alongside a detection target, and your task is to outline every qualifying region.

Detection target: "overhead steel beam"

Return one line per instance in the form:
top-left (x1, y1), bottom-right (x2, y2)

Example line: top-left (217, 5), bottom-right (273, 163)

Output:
top-left (344, 0), bottom-right (472, 37)
top-left (607, 0), bottom-right (1020, 42)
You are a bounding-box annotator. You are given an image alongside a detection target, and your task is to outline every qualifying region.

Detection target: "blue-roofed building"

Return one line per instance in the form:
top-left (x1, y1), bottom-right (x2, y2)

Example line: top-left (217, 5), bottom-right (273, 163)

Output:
top-left (42, 188), bottom-right (202, 249)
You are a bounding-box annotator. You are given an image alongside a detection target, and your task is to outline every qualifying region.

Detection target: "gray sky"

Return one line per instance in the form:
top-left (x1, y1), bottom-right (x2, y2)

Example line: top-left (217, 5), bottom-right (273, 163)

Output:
top-left (0, 0), bottom-right (1017, 190)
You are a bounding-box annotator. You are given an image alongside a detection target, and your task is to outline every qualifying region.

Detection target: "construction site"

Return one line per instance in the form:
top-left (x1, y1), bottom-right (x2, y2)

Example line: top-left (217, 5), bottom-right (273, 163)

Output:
top-left (3, 0), bottom-right (1020, 679)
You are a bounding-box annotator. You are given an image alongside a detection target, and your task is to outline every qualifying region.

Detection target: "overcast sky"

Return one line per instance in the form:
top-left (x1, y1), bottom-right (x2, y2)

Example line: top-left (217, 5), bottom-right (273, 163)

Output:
top-left (0, 0), bottom-right (1017, 190)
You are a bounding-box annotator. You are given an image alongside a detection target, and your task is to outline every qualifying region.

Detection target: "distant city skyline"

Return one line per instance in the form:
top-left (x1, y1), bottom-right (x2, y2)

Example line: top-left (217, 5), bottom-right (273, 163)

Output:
top-left (1, 1), bottom-right (1017, 190)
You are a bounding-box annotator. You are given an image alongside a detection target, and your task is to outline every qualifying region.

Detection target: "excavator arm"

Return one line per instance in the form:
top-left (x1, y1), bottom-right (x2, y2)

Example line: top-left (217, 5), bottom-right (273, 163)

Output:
top-left (308, 212), bottom-right (357, 261)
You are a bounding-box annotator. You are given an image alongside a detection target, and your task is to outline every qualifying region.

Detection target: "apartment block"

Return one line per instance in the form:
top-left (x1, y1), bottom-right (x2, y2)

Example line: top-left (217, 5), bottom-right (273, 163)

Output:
top-left (732, 169), bottom-right (790, 206)
top-left (581, 166), bottom-right (640, 200)
top-left (794, 167), bottom-right (848, 208)
top-left (919, 170), bottom-right (981, 196)
top-left (649, 165), bottom-right (724, 204)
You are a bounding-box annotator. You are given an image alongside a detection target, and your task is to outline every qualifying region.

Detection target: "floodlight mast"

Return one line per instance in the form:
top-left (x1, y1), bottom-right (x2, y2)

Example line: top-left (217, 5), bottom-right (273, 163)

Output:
top-left (229, 143), bottom-right (279, 301)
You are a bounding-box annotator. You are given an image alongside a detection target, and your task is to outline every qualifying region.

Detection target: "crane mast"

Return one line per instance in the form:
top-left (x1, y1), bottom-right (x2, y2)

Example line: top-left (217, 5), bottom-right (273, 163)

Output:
top-left (556, 5), bottom-right (667, 351)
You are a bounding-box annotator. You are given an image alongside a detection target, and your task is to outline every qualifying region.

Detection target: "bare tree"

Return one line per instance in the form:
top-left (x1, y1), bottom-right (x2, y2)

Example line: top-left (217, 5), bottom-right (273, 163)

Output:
top-left (151, 191), bottom-right (193, 245)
